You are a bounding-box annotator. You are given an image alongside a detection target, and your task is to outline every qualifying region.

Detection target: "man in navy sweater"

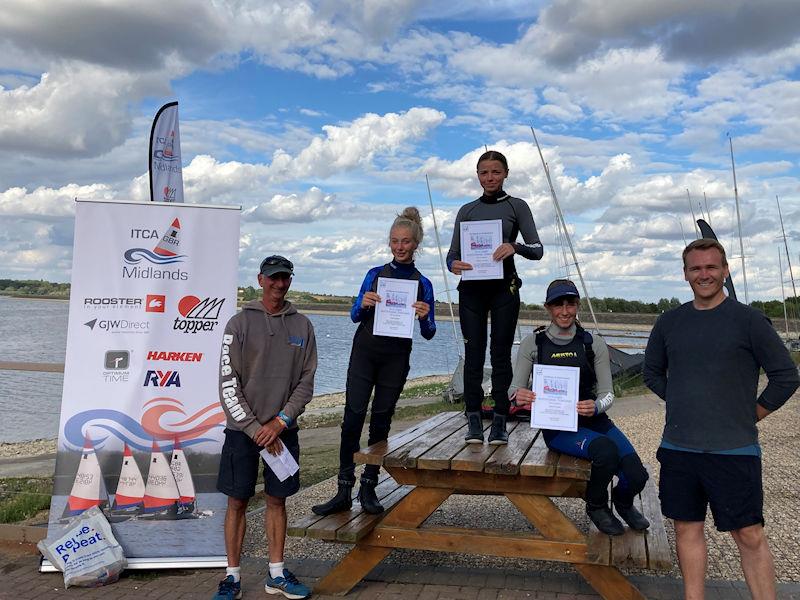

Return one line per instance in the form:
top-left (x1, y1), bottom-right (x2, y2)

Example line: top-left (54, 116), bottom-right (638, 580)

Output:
top-left (644, 239), bottom-right (799, 600)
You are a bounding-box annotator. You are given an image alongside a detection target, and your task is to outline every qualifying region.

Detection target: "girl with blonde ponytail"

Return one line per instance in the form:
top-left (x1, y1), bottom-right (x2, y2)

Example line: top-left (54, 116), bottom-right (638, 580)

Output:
top-left (312, 207), bottom-right (437, 516)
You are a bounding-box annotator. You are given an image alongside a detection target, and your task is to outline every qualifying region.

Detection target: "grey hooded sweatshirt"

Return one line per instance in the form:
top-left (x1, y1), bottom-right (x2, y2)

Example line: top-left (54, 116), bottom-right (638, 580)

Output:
top-left (219, 299), bottom-right (317, 439)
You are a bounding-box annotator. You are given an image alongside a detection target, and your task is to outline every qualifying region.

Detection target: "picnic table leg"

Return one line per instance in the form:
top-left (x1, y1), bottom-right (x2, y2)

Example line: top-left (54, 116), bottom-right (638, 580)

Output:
top-left (574, 564), bottom-right (647, 600)
top-left (508, 494), bottom-right (646, 600)
top-left (314, 486), bottom-right (451, 596)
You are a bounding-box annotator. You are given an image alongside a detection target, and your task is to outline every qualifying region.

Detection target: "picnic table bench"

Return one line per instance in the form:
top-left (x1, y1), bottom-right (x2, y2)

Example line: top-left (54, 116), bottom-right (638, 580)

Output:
top-left (289, 411), bottom-right (672, 598)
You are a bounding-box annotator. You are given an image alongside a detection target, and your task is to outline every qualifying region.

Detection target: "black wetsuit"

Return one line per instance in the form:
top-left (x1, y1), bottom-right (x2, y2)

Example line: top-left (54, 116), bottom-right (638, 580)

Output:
top-left (338, 260), bottom-right (436, 483)
top-left (446, 190), bottom-right (543, 414)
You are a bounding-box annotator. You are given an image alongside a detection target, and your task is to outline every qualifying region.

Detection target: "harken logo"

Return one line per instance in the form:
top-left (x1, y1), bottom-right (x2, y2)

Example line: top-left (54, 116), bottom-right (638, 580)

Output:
top-left (146, 350), bottom-right (203, 362)
top-left (174, 296), bottom-right (225, 334)
top-left (143, 370), bottom-right (182, 388)
top-left (146, 294), bottom-right (166, 313)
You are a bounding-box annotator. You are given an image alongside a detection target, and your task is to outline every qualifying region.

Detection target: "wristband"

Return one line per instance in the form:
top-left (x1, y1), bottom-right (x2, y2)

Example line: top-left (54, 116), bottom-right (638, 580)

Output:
top-left (278, 411), bottom-right (292, 427)
top-left (275, 416), bottom-right (287, 429)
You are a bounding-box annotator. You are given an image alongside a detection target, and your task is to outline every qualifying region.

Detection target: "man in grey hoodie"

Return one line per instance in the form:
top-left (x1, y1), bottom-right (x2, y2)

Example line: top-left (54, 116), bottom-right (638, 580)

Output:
top-left (213, 255), bottom-right (317, 600)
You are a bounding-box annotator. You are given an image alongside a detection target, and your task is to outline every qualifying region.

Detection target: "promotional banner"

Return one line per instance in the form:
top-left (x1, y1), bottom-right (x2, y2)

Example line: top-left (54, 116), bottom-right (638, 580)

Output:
top-left (44, 199), bottom-right (240, 569)
top-left (149, 101), bottom-right (184, 203)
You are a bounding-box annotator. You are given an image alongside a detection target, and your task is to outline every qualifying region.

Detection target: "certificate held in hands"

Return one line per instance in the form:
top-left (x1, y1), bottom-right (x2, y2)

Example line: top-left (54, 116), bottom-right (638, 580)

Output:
top-left (372, 277), bottom-right (418, 339)
top-left (460, 219), bottom-right (503, 280)
top-left (530, 364), bottom-right (579, 432)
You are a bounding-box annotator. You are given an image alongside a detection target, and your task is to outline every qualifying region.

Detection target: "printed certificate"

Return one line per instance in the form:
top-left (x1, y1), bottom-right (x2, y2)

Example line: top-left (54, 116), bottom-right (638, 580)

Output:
top-left (260, 445), bottom-right (299, 482)
top-left (372, 277), bottom-right (418, 339)
top-left (530, 364), bottom-right (580, 432)
top-left (460, 219), bottom-right (503, 280)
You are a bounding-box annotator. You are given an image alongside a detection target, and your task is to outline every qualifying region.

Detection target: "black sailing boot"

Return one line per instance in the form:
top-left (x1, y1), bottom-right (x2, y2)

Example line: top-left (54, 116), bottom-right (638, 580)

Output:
top-left (312, 478), bottom-right (354, 516)
top-left (612, 487), bottom-right (650, 531)
top-left (586, 503), bottom-right (625, 536)
top-left (464, 411), bottom-right (484, 444)
top-left (357, 475), bottom-right (384, 514)
top-left (487, 413), bottom-right (508, 445)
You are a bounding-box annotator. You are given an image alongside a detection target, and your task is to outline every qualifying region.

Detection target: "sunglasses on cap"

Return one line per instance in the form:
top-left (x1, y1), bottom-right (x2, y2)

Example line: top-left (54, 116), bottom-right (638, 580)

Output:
top-left (259, 255), bottom-right (294, 277)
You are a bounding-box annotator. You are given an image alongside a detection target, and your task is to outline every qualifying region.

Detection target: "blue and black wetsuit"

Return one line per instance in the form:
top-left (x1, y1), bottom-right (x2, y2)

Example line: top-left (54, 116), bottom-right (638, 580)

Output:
top-left (534, 325), bottom-right (648, 509)
top-left (446, 190), bottom-right (543, 415)
top-left (339, 260), bottom-right (436, 484)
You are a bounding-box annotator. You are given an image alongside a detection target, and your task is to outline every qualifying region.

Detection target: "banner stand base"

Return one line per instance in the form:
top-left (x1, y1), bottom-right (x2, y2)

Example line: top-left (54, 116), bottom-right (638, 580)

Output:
top-left (40, 555), bottom-right (227, 573)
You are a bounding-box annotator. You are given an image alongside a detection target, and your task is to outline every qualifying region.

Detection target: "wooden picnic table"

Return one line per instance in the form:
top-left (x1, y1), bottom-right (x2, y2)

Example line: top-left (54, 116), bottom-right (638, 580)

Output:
top-left (292, 411), bottom-right (671, 599)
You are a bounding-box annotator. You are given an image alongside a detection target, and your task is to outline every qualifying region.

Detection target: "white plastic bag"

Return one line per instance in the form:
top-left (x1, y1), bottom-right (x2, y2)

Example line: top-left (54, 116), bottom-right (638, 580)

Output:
top-left (38, 506), bottom-right (127, 588)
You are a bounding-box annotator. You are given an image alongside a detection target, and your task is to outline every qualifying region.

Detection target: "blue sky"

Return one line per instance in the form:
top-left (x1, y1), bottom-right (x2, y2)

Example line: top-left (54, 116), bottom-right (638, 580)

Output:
top-left (1, 0), bottom-right (799, 305)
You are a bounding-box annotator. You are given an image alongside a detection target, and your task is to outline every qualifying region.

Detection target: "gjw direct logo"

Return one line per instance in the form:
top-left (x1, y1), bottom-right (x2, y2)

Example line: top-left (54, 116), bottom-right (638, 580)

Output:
top-left (174, 295), bottom-right (225, 334)
top-left (84, 318), bottom-right (150, 333)
top-left (122, 218), bottom-right (188, 281)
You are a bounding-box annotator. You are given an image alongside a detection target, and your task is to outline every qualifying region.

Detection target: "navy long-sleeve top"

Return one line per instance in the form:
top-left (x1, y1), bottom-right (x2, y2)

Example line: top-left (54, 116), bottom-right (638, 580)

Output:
top-left (351, 260), bottom-right (436, 341)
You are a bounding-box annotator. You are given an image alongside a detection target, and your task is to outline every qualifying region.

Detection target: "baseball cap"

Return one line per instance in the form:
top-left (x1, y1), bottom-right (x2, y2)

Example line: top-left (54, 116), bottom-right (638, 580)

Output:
top-left (545, 280), bottom-right (580, 304)
top-left (260, 255), bottom-right (294, 277)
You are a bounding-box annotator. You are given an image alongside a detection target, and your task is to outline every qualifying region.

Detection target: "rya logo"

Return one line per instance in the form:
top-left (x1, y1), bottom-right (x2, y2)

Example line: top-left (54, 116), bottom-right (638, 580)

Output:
top-left (143, 370), bottom-right (182, 387)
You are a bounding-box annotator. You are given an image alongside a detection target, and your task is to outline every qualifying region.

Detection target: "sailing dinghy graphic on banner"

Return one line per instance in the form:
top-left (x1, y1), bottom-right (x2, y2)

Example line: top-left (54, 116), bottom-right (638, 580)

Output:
top-left (61, 433), bottom-right (109, 522)
top-left (141, 441), bottom-right (181, 520)
top-left (170, 438), bottom-right (199, 518)
top-left (108, 443), bottom-right (145, 522)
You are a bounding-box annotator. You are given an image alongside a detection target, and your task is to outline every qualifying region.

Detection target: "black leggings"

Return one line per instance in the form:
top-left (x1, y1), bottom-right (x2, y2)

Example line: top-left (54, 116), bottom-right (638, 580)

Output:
top-left (338, 345), bottom-right (410, 482)
top-left (459, 279), bottom-right (520, 415)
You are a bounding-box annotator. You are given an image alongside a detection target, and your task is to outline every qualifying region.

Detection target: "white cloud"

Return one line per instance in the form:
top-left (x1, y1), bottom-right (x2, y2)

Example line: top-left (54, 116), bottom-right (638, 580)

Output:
top-left (243, 187), bottom-right (342, 223)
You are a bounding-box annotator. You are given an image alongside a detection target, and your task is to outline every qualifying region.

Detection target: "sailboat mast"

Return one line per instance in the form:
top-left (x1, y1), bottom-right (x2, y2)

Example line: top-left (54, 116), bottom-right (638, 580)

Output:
top-left (703, 192), bottom-right (711, 225)
top-left (530, 126), bottom-right (600, 332)
top-left (687, 189), bottom-right (700, 237)
top-left (779, 248), bottom-right (790, 337)
top-left (775, 195), bottom-right (799, 335)
top-left (425, 174), bottom-right (463, 353)
top-left (729, 136), bottom-right (749, 304)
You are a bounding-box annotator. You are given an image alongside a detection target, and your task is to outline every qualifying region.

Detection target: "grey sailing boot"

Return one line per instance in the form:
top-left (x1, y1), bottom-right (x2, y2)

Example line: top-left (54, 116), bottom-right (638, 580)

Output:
top-left (464, 411), bottom-right (484, 444)
top-left (612, 487), bottom-right (650, 531)
top-left (487, 413), bottom-right (508, 445)
top-left (587, 503), bottom-right (625, 536)
top-left (311, 477), bottom-right (354, 516)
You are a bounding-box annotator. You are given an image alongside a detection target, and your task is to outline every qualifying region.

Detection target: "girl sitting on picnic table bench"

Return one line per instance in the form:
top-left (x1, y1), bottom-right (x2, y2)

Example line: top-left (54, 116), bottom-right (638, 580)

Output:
top-left (511, 279), bottom-right (650, 536)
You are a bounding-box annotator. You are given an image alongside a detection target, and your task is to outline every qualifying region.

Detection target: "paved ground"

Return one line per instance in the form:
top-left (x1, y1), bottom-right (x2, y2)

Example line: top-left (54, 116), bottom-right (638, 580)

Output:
top-left (4, 386), bottom-right (800, 599)
top-left (4, 542), bottom-right (800, 599)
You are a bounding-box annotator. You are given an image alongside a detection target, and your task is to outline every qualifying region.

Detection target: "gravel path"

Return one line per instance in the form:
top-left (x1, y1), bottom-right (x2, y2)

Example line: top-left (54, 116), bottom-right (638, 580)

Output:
top-left (245, 387), bottom-right (800, 584)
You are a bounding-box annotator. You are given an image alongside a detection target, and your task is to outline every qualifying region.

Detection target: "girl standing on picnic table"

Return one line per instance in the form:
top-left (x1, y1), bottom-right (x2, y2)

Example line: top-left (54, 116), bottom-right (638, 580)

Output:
top-left (447, 150), bottom-right (543, 445)
top-left (312, 207), bottom-right (436, 516)
top-left (511, 279), bottom-right (650, 536)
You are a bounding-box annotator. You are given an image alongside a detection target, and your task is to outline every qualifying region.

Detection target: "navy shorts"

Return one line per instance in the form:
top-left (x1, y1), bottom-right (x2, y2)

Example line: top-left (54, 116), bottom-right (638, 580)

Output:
top-left (217, 427), bottom-right (300, 500)
top-left (656, 447), bottom-right (763, 532)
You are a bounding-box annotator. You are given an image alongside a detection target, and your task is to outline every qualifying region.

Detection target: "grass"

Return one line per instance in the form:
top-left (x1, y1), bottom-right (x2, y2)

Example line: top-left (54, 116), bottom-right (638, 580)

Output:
top-left (299, 445), bottom-right (340, 489)
top-left (0, 478), bottom-right (53, 523)
top-left (399, 380), bottom-right (449, 398)
top-left (614, 372), bottom-right (648, 397)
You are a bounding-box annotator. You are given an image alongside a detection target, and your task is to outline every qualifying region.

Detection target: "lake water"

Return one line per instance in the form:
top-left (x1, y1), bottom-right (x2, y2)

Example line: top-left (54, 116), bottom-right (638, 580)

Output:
top-left (0, 296), bottom-right (646, 443)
